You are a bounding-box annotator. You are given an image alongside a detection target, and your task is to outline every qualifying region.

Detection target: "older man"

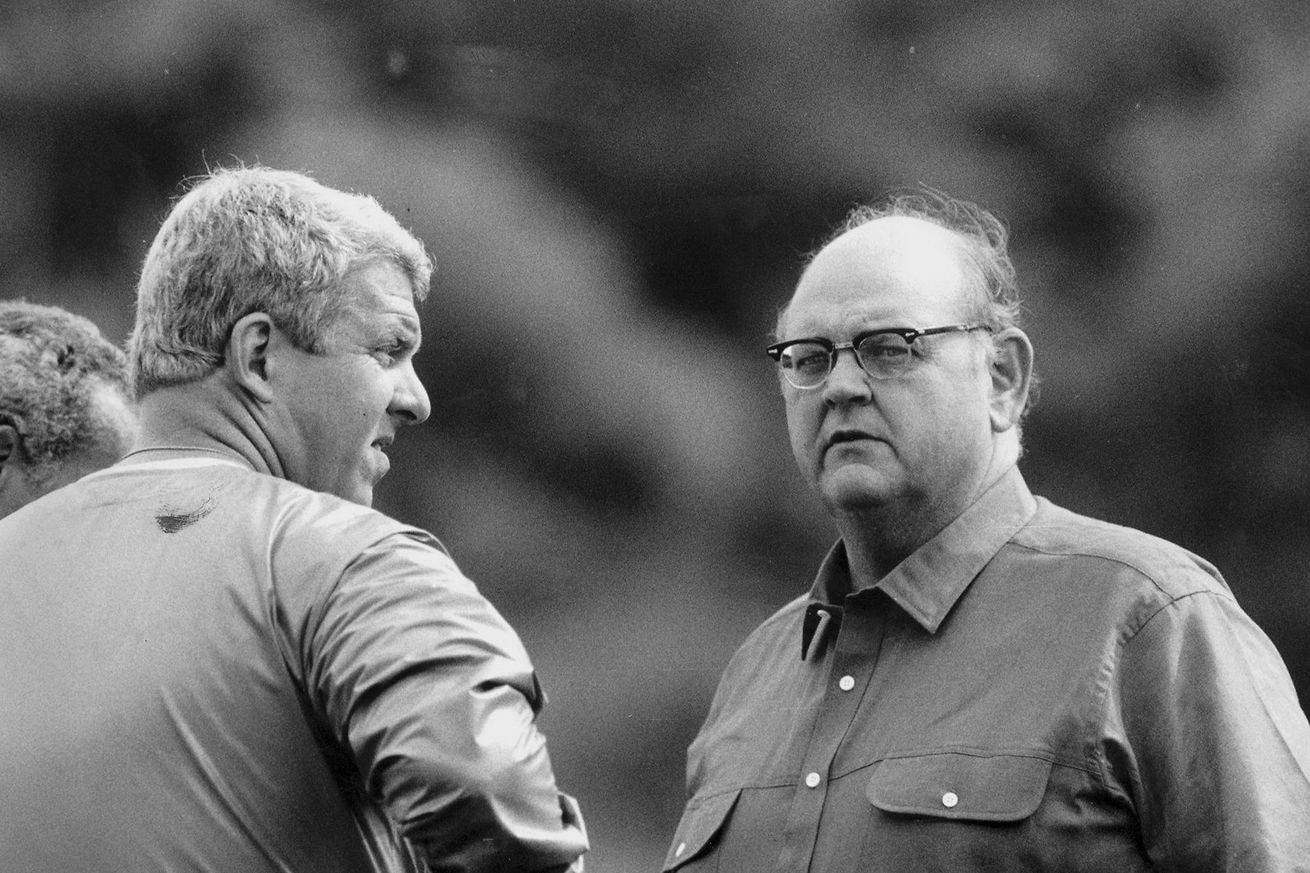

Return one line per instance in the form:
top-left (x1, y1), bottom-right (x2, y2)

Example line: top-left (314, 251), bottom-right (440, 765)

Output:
top-left (665, 191), bottom-right (1310, 871)
top-left (0, 300), bottom-right (136, 518)
top-left (0, 167), bottom-right (587, 873)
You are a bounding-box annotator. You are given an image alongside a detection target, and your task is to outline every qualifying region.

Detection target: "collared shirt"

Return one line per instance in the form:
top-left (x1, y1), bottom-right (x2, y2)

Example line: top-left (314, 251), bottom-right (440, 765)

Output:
top-left (665, 467), bottom-right (1310, 872)
top-left (0, 456), bottom-right (587, 873)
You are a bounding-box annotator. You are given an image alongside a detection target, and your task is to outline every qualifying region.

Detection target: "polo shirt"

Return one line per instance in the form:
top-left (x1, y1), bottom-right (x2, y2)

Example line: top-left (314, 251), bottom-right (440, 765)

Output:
top-left (666, 466), bottom-right (1310, 871)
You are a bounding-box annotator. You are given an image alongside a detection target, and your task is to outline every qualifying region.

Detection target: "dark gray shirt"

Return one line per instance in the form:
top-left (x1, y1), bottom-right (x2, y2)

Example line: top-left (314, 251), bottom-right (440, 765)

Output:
top-left (666, 467), bottom-right (1310, 871)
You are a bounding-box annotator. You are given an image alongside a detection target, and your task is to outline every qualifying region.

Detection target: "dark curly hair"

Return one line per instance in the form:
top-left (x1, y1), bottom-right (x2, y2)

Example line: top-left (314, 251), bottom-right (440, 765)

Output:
top-left (0, 300), bottom-right (130, 482)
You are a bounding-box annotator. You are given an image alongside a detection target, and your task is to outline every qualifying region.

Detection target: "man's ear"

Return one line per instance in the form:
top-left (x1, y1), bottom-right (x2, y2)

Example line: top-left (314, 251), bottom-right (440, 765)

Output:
top-left (988, 327), bottom-right (1034, 434)
top-left (226, 313), bottom-right (276, 403)
top-left (0, 424), bottom-right (18, 470)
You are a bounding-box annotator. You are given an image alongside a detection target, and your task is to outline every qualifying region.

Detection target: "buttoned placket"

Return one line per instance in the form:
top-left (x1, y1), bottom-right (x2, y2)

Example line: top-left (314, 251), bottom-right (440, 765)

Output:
top-left (773, 600), bottom-right (887, 873)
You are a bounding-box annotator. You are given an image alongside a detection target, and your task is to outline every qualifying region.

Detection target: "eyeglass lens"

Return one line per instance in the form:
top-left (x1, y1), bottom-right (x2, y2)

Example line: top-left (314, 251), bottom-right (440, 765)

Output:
top-left (779, 333), bottom-right (916, 386)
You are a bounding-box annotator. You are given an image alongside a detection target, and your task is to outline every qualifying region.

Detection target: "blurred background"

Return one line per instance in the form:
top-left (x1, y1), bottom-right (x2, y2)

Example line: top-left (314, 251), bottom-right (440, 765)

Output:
top-left (3, 0), bottom-right (1308, 868)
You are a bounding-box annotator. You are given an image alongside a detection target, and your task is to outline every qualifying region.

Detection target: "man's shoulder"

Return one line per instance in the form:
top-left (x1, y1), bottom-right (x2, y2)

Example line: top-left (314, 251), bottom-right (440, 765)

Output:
top-left (722, 594), bottom-right (810, 667)
top-left (255, 475), bottom-right (446, 562)
top-left (1011, 496), bottom-right (1228, 601)
top-left (752, 593), bottom-right (811, 636)
top-left (73, 461), bottom-right (447, 570)
top-left (265, 476), bottom-right (419, 535)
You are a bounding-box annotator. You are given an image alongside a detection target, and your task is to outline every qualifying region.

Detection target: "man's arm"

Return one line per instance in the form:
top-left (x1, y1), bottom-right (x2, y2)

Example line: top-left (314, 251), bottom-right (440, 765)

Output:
top-left (304, 532), bottom-right (588, 873)
top-left (1111, 588), bottom-right (1310, 871)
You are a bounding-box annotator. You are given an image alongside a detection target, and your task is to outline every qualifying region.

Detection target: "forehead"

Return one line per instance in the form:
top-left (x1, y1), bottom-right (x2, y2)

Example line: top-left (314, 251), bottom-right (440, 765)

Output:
top-left (784, 216), bottom-right (968, 336)
top-left (332, 259), bottom-right (422, 334)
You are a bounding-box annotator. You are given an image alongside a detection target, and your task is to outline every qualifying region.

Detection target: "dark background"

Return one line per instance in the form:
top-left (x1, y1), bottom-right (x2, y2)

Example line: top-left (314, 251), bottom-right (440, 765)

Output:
top-left (3, 2), bottom-right (1308, 869)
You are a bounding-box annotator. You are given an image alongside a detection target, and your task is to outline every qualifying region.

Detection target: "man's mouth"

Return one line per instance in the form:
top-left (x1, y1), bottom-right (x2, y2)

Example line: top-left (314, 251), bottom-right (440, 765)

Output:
top-left (827, 429), bottom-right (877, 449)
top-left (822, 424), bottom-right (885, 450)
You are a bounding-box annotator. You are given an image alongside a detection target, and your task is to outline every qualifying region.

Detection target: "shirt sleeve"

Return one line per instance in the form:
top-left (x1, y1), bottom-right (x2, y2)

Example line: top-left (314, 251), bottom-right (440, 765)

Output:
top-left (302, 531), bottom-right (589, 873)
top-left (1109, 587), bottom-right (1310, 871)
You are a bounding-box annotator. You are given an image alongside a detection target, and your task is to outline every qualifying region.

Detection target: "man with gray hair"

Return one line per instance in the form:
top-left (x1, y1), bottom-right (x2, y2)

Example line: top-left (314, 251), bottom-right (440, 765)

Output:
top-left (0, 167), bottom-right (587, 872)
top-left (664, 190), bottom-right (1310, 871)
top-left (0, 300), bottom-right (136, 518)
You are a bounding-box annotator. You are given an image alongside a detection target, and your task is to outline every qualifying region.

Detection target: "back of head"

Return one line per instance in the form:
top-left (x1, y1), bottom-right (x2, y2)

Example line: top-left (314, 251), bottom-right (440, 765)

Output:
top-left (0, 300), bottom-right (133, 503)
top-left (128, 165), bottom-right (433, 399)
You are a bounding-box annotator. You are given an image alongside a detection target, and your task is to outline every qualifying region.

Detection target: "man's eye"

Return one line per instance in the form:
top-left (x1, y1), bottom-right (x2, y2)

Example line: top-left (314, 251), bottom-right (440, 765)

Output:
top-left (785, 345), bottom-right (830, 374)
top-left (859, 338), bottom-right (910, 359)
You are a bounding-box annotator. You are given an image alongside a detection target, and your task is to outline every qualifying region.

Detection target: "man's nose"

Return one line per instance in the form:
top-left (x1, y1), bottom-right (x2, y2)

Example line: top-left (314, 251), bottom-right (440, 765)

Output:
top-left (391, 362), bottom-right (431, 424)
top-left (822, 347), bottom-right (872, 405)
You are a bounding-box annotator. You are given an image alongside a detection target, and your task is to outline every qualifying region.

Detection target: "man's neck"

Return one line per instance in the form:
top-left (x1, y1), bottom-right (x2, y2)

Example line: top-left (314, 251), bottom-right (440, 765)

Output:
top-left (834, 450), bottom-right (1020, 592)
top-left (833, 507), bottom-right (930, 590)
top-left (131, 375), bottom-right (284, 480)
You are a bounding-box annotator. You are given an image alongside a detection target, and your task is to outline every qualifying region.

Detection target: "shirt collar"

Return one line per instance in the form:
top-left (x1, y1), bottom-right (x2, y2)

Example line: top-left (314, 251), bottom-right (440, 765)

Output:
top-left (804, 466), bottom-right (1038, 651)
top-left (84, 453), bottom-right (253, 482)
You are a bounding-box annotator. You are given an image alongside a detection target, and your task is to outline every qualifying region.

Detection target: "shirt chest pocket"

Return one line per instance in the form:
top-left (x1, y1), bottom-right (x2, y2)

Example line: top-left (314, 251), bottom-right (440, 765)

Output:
top-left (866, 751), bottom-right (1052, 821)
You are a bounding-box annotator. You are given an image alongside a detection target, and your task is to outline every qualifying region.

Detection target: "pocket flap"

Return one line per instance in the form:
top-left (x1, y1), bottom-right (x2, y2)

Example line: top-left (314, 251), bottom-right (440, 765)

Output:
top-left (866, 752), bottom-right (1052, 822)
top-left (662, 790), bottom-right (739, 871)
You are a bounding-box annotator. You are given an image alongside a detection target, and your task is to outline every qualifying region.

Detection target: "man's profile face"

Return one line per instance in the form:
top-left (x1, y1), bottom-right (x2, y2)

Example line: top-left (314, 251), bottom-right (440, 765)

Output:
top-left (273, 259), bottom-right (430, 506)
top-left (780, 217), bottom-right (996, 523)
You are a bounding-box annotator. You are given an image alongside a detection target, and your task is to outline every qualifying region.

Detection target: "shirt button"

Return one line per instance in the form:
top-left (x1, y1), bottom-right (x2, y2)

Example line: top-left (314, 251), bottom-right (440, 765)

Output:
top-left (805, 772), bottom-right (822, 788)
top-left (675, 842), bottom-right (687, 857)
top-left (942, 791), bottom-right (959, 808)
top-left (838, 675), bottom-right (855, 691)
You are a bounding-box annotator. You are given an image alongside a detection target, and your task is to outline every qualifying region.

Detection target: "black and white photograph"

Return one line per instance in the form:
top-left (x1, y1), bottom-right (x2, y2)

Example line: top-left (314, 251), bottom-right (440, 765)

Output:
top-left (2, 2), bottom-right (1308, 871)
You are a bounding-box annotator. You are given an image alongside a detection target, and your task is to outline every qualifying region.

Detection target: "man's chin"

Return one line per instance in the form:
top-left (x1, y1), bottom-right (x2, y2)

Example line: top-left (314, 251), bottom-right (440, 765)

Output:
top-left (819, 467), bottom-right (897, 513)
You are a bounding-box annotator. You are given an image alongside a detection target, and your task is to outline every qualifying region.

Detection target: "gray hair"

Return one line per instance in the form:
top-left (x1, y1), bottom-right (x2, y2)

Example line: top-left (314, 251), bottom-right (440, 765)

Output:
top-left (0, 300), bottom-right (130, 482)
top-left (128, 166), bottom-right (433, 398)
top-left (816, 188), bottom-right (1023, 332)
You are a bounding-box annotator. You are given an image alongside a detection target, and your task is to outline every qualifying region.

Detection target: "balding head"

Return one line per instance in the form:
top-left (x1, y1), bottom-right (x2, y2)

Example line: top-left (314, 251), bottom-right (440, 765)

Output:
top-left (780, 190), bottom-right (1023, 344)
top-left (782, 216), bottom-right (973, 341)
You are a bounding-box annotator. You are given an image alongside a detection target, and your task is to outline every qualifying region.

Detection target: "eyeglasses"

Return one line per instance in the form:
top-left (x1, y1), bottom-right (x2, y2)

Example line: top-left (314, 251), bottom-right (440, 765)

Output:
top-left (766, 324), bottom-right (989, 389)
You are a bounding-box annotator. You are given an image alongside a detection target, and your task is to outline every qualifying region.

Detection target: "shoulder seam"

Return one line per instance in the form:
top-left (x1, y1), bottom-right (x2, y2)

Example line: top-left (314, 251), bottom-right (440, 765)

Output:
top-left (1005, 540), bottom-right (1222, 602)
top-left (1088, 588), bottom-right (1231, 811)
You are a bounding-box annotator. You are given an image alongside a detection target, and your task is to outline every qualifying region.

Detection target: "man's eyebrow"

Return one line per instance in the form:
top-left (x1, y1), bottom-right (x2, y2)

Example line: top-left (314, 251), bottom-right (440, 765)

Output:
top-left (386, 319), bottom-right (422, 351)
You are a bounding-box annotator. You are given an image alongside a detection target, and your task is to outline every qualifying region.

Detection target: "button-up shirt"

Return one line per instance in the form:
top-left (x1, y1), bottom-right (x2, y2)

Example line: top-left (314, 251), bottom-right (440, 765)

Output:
top-left (665, 467), bottom-right (1310, 871)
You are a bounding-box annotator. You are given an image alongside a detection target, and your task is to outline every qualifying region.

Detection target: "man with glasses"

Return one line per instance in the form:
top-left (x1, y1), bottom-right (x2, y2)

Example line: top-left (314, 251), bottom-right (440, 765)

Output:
top-left (0, 300), bottom-right (137, 519)
top-left (0, 167), bottom-right (586, 873)
top-left (664, 191), bottom-right (1310, 871)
